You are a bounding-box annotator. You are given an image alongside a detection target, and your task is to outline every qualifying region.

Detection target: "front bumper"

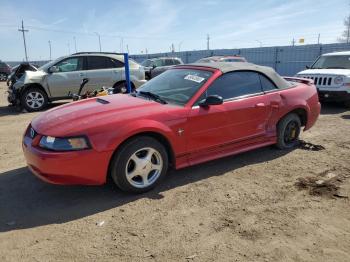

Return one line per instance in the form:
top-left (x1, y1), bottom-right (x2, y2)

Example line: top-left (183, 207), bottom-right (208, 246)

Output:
top-left (317, 89), bottom-right (350, 102)
top-left (7, 88), bottom-right (18, 104)
top-left (22, 134), bottom-right (112, 185)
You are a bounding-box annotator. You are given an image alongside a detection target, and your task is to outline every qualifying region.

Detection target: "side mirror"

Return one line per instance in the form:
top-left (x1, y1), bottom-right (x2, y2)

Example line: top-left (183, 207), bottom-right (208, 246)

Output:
top-left (305, 65), bottom-right (310, 69)
top-left (152, 64), bottom-right (157, 69)
top-left (198, 95), bottom-right (223, 107)
top-left (49, 66), bottom-right (59, 73)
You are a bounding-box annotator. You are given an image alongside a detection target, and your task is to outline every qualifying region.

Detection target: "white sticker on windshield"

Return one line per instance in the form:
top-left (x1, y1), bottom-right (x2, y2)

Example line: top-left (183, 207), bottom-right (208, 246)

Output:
top-left (184, 74), bottom-right (205, 83)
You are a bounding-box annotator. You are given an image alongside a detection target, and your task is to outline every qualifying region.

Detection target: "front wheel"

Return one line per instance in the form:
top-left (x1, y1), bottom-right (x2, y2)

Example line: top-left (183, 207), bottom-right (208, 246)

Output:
top-left (21, 87), bottom-right (48, 112)
top-left (276, 113), bottom-right (301, 149)
top-left (110, 136), bottom-right (168, 193)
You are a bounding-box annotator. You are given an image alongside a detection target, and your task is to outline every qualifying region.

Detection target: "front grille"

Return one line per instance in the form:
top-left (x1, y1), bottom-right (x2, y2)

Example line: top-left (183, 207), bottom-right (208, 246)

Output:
top-left (301, 75), bottom-right (335, 87)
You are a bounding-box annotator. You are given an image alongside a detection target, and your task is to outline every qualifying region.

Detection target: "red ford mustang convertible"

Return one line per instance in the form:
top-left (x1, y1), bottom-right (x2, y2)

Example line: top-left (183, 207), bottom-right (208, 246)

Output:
top-left (23, 63), bottom-right (320, 193)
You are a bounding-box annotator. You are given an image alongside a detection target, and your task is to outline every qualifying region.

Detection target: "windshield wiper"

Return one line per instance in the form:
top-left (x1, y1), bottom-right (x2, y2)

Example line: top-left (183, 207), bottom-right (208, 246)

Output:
top-left (138, 91), bottom-right (168, 104)
top-left (326, 67), bottom-right (346, 69)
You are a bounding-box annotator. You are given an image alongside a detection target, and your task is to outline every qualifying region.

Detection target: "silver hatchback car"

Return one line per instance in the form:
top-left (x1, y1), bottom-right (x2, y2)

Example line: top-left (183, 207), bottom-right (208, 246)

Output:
top-left (8, 52), bottom-right (146, 111)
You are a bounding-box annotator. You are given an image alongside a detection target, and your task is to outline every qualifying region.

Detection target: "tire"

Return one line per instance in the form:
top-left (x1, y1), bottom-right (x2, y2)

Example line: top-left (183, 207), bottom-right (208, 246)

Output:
top-left (113, 82), bottom-right (134, 94)
top-left (276, 113), bottom-right (301, 149)
top-left (0, 72), bottom-right (8, 81)
top-left (110, 136), bottom-right (168, 193)
top-left (21, 87), bottom-right (48, 112)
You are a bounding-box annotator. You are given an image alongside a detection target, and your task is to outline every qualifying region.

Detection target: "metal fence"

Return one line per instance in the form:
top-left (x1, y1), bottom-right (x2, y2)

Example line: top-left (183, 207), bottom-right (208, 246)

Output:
top-left (6, 43), bottom-right (350, 76)
top-left (130, 43), bottom-right (350, 76)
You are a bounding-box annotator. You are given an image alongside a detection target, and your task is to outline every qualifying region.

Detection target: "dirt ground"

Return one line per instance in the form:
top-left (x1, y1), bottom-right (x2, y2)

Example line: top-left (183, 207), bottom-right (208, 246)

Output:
top-left (0, 81), bottom-right (349, 262)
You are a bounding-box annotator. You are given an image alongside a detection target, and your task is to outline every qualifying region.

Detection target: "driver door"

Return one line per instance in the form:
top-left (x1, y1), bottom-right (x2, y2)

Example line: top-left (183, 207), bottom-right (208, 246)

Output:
top-left (187, 71), bottom-right (271, 164)
top-left (46, 57), bottom-right (85, 97)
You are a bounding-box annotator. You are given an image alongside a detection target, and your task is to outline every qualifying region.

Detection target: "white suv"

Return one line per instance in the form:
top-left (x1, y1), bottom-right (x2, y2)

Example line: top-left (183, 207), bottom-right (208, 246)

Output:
top-left (8, 52), bottom-right (146, 111)
top-left (296, 51), bottom-right (350, 107)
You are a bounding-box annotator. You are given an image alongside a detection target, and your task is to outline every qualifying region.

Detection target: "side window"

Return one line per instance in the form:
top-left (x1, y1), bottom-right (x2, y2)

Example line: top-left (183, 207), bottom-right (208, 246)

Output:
top-left (206, 71), bottom-right (263, 100)
top-left (259, 74), bottom-right (278, 91)
top-left (173, 59), bottom-right (181, 65)
top-left (87, 56), bottom-right (122, 70)
top-left (153, 59), bottom-right (163, 67)
top-left (164, 59), bottom-right (174, 66)
top-left (55, 57), bottom-right (83, 72)
top-left (110, 59), bottom-right (124, 68)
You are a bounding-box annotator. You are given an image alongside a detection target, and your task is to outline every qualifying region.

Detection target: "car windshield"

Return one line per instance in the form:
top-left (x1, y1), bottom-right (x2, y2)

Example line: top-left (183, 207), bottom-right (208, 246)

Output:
top-left (39, 56), bottom-right (67, 72)
top-left (312, 55), bottom-right (350, 69)
top-left (141, 60), bottom-right (152, 67)
top-left (136, 68), bottom-right (213, 106)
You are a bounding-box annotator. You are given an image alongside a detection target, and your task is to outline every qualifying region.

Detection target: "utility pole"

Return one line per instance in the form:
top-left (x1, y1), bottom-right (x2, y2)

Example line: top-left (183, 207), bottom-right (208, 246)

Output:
top-left (317, 33), bottom-right (320, 45)
top-left (178, 41), bottom-right (183, 52)
top-left (18, 20), bottom-right (29, 61)
top-left (94, 32), bottom-right (102, 52)
top-left (292, 38), bottom-right (295, 46)
top-left (207, 34), bottom-right (210, 50)
top-left (48, 40), bottom-right (52, 60)
top-left (73, 36), bottom-right (77, 52)
top-left (347, 14), bottom-right (350, 43)
top-left (126, 44), bottom-right (129, 54)
top-left (171, 43), bottom-right (175, 53)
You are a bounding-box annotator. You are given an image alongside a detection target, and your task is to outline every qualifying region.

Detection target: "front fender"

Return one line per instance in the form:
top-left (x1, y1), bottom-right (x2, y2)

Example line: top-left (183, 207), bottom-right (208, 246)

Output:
top-left (90, 119), bottom-right (179, 153)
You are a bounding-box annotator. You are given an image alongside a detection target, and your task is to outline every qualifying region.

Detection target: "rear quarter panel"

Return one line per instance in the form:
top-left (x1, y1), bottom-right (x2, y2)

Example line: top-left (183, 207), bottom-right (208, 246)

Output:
top-left (278, 82), bottom-right (320, 130)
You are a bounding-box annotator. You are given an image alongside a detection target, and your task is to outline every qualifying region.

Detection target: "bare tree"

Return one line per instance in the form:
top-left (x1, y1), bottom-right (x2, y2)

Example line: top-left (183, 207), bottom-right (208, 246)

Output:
top-left (338, 14), bottom-right (350, 43)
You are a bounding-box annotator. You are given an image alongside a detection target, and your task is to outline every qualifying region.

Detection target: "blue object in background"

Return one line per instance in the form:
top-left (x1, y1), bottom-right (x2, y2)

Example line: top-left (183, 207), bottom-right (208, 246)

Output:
top-left (124, 53), bottom-right (132, 93)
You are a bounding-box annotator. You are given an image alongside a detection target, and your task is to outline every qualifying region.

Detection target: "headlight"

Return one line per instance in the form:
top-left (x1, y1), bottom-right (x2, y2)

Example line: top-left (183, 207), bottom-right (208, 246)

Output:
top-left (39, 136), bottom-right (91, 151)
top-left (334, 76), bottom-right (343, 85)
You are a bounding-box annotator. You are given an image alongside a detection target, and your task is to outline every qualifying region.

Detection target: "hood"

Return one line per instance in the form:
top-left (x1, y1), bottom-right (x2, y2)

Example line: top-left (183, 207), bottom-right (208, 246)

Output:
top-left (297, 68), bottom-right (350, 76)
top-left (31, 94), bottom-right (183, 136)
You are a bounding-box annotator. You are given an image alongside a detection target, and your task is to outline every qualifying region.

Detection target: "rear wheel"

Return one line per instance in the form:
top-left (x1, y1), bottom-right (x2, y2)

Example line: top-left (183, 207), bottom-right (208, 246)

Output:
top-left (0, 72), bottom-right (8, 81)
top-left (276, 113), bottom-right (301, 149)
top-left (110, 136), bottom-right (168, 193)
top-left (113, 82), bottom-right (134, 94)
top-left (21, 87), bottom-right (48, 112)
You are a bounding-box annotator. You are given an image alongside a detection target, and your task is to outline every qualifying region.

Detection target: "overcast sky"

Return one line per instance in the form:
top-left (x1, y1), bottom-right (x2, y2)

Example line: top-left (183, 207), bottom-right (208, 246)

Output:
top-left (0, 0), bottom-right (348, 61)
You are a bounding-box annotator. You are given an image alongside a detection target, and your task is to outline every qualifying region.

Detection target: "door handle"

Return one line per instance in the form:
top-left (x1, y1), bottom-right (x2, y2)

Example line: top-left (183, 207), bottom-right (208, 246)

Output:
top-left (255, 103), bottom-right (265, 108)
top-left (79, 73), bottom-right (85, 77)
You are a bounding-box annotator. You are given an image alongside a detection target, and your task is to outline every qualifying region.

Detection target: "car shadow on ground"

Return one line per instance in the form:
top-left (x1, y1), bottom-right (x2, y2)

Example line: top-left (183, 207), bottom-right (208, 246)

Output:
top-left (320, 102), bottom-right (349, 115)
top-left (0, 146), bottom-right (294, 232)
top-left (341, 114), bottom-right (350, 120)
top-left (0, 102), bottom-right (68, 117)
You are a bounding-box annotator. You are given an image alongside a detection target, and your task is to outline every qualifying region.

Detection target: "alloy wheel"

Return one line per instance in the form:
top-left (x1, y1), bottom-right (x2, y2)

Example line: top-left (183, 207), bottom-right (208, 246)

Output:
top-left (26, 91), bottom-right (45, 109)
top-left (125, 147), bottom-right (163, 188)
top-left (0, 73), bottom-right (7, 81)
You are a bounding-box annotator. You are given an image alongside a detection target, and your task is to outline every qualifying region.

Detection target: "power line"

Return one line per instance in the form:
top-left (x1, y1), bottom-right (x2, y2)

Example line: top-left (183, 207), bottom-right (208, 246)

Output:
top-left (18, 20), bottom-right (29, 61)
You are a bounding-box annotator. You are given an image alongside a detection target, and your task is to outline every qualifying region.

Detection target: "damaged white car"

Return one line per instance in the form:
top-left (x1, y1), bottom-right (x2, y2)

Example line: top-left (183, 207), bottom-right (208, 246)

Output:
top-left (7, 52), bottom-right (146, 111)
